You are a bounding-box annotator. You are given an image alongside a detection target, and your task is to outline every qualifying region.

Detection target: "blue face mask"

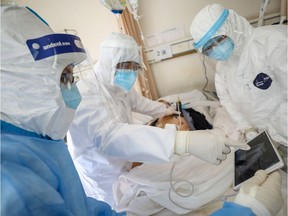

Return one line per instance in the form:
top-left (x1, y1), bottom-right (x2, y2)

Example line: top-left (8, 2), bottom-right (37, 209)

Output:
top-left (114, 69), bottom-right (138, 93)
top-left (202, 36), bottom-right (235, 61)
top-left (60, 83), bottom-right (82, 109)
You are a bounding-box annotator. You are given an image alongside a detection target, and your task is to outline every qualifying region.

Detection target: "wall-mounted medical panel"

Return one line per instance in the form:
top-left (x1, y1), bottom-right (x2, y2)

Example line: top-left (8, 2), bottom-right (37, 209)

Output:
top-left (171, 41), bottom-right (190, 55)
top-left (145, 37), bottom-right (196, 64)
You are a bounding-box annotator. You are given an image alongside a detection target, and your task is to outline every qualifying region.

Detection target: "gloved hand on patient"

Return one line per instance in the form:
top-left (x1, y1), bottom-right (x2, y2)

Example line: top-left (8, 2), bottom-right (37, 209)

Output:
top-left (158, 99), bottom-right (181, 116)
top-left (211, 170), bottom-right (283, 216)
top-left (164, 106), bottom-right (181, 116)
top-left (174, 129), bottom-right (250, 165)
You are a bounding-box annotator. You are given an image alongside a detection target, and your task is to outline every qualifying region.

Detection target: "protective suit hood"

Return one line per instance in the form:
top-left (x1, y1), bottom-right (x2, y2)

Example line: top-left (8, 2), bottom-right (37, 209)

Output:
top-left (1, 4), bottom-right (86, 140)
top-left (190, 4), bottom-right (254, 57)
top-left (94, 32), bottom-right (140, 94)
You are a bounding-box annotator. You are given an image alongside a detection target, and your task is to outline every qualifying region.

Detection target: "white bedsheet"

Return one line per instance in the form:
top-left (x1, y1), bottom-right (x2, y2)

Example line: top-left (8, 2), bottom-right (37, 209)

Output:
top-left (114, 153), bottom-right (234, 215)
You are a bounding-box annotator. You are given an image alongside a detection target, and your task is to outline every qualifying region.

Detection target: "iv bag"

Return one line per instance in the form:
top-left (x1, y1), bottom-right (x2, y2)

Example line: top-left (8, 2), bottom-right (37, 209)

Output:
top-left (100, 0), bottom-right (127, 14)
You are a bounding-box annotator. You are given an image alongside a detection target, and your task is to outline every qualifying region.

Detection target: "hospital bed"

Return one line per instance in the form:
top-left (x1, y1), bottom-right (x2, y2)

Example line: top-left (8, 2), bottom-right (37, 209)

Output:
top-left (113, 90), bottom-right (287, 216)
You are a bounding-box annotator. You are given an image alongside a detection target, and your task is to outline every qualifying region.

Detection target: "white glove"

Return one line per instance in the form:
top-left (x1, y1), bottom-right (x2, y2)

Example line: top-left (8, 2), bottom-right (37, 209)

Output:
top-left (164, 106), bottom-right (181, 116)
top-left (234, 170), bottom-right (283, 216)
top-left (175, 130), bottom-right (250, 165)
top-left (244, 128), bottom-right (259, 142)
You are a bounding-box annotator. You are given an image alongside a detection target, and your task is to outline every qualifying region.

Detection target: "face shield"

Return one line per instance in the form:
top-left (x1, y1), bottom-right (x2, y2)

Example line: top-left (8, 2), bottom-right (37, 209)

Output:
top-left (191, 4), bottom-right (253, 63)
top-left (1, 4), bottom-right (87, 140)
top-left (95, 32), bottom-right (142, 89)
top-left (193, 9), bottom-right (234, 61)
top-left (82, 32), bottom-right (143, 125)
top-left (114, 61), bottom-right (142, 93)
top-left (26, 33), bottom-right (87, 109)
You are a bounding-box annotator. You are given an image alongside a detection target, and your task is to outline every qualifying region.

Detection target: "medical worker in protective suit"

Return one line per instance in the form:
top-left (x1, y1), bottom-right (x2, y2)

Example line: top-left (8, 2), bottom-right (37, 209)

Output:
top-left (190, 4), bottom-right (287, 145)
top-left (1, 4), bottom-right (123, 216)
top-left (67, 31), bottom-right (251, 208)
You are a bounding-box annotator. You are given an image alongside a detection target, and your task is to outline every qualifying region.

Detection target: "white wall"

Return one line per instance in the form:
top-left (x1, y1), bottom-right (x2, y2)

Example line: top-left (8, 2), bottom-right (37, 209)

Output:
top-left (138, 0), bottom-right (281, 97)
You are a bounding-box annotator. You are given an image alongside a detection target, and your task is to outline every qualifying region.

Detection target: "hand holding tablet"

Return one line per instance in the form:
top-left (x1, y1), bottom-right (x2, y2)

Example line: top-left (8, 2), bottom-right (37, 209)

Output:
top-left (234, 131), bottom-right (284, 191)
top-left (234, 170), bottom-right (283, 216)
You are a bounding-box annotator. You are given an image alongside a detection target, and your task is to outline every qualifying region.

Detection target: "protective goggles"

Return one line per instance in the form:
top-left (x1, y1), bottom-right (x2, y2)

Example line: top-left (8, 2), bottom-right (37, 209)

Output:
top-left (201, 35), bottom-right (234, 56)
top-left (116, 61), bottom-right (142, 71)
top-left (61, 65), bottom-right (75, 85)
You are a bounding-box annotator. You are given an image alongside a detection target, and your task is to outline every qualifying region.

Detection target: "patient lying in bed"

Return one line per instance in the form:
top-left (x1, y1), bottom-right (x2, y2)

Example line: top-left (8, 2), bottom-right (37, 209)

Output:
top-left (113, 90), bottom-right (287, 216)
top-left (113, 91), bottom-right (240, 215)
top-left (132, 106), bottom-right (212, 169)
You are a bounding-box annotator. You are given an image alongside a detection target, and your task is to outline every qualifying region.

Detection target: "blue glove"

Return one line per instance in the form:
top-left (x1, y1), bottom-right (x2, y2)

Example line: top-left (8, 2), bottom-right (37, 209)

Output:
top-left (210, 202), bottom-right (256, 216)
top-left (87, 197), bottom-right (126, 216)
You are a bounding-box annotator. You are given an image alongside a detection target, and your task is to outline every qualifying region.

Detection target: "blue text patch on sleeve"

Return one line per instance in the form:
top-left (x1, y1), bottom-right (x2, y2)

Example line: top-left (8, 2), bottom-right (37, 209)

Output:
top-left (26, 34), bottom-right (85, 61)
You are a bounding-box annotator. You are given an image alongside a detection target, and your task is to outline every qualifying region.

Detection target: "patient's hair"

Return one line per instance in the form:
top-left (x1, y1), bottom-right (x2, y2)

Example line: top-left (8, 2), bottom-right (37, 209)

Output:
top-left (148, 108), bottom-right (212, 131)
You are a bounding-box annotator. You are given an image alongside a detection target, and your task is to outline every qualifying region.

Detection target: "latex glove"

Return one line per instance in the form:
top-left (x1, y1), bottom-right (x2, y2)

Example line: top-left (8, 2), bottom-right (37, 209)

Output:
top-left (164, 106), bottom-right (181, 116)
top-left (244, 128), bottom-right (259, 142)
top-left (234, 170), bottom-right (283, 216)
top-left (175, 130), bottom-right (250, 165)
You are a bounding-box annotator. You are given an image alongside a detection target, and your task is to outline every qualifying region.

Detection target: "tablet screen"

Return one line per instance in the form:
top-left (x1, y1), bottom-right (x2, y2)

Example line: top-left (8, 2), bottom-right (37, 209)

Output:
top-left (234, 131), bottom-right (283, 189)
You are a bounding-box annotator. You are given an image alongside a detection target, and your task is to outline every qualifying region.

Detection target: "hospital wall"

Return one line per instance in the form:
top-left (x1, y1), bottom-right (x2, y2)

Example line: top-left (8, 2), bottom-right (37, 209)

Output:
top-left (6, 0), bottom-right (282, 98)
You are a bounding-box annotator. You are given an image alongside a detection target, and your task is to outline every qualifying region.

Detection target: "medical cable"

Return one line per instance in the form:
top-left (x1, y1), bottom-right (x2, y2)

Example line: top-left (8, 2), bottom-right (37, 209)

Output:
top-left (201, 56), bottom-right (209, 95)
top-left (168, 133), bottom-right (234, 211)
top-left (201, 56), bottom-right (219, 101)
top-left (168, 157), bottom-right (196, 210)
top-left (169, 135), bottom-right (197, 211)
top-left (169, 158), bottom-right (238, 211)
top-left (178, 113), bottom-right (182, 130)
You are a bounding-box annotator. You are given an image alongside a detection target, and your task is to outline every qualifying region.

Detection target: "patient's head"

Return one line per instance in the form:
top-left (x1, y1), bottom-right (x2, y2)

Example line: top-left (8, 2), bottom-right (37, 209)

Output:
top-left (155, 114), bottom-right (191, 131)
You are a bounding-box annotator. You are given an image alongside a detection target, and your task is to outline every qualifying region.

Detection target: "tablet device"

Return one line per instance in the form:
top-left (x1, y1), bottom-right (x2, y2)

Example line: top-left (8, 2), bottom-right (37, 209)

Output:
top-left (233, 130), bottom-right (284, 191)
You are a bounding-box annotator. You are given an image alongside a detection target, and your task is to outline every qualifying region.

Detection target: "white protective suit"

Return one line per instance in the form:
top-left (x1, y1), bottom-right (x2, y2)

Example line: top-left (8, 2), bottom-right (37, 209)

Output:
top-left (190, 4), bottom-right (288, 145)
top-left (1, 3), bottom-right (86, 140)
top-left (1, 4), bottom-right (123, 216)
top-left (67, 32), bottom-right (174, 206)
top-left (67, 32), bottom-right (244, 208)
